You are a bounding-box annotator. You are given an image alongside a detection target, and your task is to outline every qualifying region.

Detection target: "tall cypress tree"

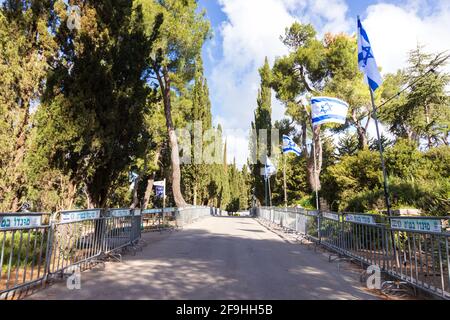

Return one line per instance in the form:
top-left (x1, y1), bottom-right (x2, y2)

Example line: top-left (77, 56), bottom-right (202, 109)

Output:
top-left (182, 57), bottom-right (213, 205)
top-left (250, 57), bottom-right (272, 205)
top-left (35, 1), bottom-right (151, 207)
top-left (0, 1), bottom-right (56, 211)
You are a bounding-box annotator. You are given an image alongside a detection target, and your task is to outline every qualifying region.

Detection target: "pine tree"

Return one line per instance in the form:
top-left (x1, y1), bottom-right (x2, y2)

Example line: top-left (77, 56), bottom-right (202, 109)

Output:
top-left (34, 1), bottom-right (151, 208)
top-left (250, 57), bottom-right (272, 205)
top-left (137, 0), bottom-right (210, 207)
top-left (0, 1), bottom-right (56, 211)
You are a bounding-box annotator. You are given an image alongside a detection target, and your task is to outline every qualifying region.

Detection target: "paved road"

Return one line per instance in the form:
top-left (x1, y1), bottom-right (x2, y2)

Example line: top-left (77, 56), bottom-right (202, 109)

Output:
top-left (28, 217), bottom-right (379, 300)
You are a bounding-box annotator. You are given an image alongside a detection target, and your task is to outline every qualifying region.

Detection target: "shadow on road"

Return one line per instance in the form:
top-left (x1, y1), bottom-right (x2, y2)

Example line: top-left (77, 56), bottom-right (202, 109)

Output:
top-left (27, 217), bottom-right (379, 300)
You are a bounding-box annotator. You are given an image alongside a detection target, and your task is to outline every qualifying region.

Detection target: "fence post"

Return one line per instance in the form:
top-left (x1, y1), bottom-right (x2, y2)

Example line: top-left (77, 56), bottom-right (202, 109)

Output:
top-left (318, 211), bottom-right (322, 244)
top-left (43, 218), bottom-right (56, 282)
top-left (96, 209), bottom-right (107, 255)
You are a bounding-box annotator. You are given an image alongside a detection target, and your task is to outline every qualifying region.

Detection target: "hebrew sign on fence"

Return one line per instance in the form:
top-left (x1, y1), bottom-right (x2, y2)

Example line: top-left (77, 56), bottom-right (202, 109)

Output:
top-left (0, 215), bottom-right (42, 229)
top-left (60, 210), bottom-right (101, 223)
top-left (322, 212), bottom-right (340, 221)
top-left (344, 214), bottom-right (376, 225)
top-left (390, 218), bottom-right (442, 233)
top-left (110, 209), bottom-right (131, 217)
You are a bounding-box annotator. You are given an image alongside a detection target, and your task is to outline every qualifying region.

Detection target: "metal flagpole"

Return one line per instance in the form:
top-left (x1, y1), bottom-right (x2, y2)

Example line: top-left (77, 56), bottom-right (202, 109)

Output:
top-left (163, 178), bottom-right (166, 211)
top-left (369, 88), bottom-right (400, 269)
top-left (305, 105), bottom-right (320, 211)
top-left (264, 168), bottom-right (268, 207)
top-left (357, 15), bottom-right (399, 269)
top-left (311, 128), bottom-right (320, 211)
top-left (283, 153), bottom-right (287, 208)
top-left (369, 89), bottom-right (391, 216)
top-left (268, 175), bottom-right (273, 207)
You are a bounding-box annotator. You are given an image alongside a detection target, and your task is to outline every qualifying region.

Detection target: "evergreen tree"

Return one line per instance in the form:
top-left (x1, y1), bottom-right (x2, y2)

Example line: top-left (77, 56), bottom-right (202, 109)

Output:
top-left (250, 57), bottom-right (272, 205)
top-left (181, 57), bottom-right (213, 206)
top-left (34, 1), bottom-right (151, 207)
top-left (0, 1), bottom-right (56, 211)
top-left (380, 45), bottom-right (450, 147)
top-left (136, 0), bottom-right (210, 207)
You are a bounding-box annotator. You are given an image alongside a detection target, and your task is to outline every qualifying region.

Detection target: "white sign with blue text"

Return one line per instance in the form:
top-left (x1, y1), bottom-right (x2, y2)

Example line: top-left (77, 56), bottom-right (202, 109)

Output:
top-left (390, 218), bottom-right (442, 233)
top-left (60, 210), bottom-right (100, 223)
top-left (345, 214), bottom-right (376, 225)
top-left (110, 209), bottom-right (131, 217)
top-left (0, 215), bottom-right (42, 229)
top-left (322, 212), bottom-right (340, 221)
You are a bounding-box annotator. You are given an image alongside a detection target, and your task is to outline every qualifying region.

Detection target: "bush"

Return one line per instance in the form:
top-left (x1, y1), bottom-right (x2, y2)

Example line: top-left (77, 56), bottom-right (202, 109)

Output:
top-left (321, 141), bottom-right (450, 216)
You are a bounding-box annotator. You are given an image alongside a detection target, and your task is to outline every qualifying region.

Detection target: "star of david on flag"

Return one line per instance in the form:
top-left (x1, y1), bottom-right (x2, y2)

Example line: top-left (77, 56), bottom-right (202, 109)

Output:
top-left (282, 135), bottom-right (302, 156)
top-left (311, 97), bottom-right (349, 127)
top-left (357, 17), bottom-right (383, 91)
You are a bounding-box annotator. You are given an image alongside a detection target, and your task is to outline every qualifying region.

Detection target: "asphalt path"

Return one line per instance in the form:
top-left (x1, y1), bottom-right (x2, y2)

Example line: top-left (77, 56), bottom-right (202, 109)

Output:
top-left (28, 216), bottom-right (378, 300)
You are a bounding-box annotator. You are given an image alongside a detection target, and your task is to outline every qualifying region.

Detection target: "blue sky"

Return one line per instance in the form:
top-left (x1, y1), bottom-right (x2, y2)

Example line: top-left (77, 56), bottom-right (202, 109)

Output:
top-left (196, 0), bottom-right (450, 166)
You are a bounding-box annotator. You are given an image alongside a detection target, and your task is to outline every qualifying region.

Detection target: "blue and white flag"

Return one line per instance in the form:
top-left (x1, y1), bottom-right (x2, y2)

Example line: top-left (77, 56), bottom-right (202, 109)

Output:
top-left (282, 135), bottom-right (302, 156)
top-left (154, 180), bottom-right (165, 199)
top-left (264, 157), bottom-right (277, 179)
top-left (357, 17), bottom-right (383, 91)
top-left (311, 96), bottom-right (349, 127)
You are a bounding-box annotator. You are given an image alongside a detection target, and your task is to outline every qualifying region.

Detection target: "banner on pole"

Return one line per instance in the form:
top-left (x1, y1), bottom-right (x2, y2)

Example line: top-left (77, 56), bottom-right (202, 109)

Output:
top-left (154, 180), bottom-right (165, 199)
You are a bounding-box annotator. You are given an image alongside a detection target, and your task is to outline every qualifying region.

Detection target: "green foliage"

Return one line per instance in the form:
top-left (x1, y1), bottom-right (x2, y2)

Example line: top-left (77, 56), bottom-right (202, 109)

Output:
top-left (1, 231), bottom-right (47, 272)
top-left (250, 57), bottom-right (273, 205)
top-left (379, 45), bottom-right (450, 145)
top-left (33, 1), bottom-right (151, 208)
top-left (322, 139), bottom-right (450, 215)
top-left (0, 1), bottom-right (56, 211)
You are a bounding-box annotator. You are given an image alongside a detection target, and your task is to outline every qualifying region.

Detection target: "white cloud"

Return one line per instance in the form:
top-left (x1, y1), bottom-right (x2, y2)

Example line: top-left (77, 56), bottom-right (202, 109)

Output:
top-left (209, 0), bottom-right (351, 167)
top-left (363, 1), bottom-right (450, 75)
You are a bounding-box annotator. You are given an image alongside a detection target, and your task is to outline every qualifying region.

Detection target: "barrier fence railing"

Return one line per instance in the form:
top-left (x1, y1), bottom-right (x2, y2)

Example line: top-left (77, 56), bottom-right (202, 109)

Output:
top-left (254, 207), bottom-right (450, 300)
top-left (0, 206), bottom-right (214, 299)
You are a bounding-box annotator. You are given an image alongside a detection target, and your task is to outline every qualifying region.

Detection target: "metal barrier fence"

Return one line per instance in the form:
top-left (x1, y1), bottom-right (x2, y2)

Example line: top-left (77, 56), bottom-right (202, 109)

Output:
top-left (175, 206), bottom-right (216, 227)
top-left (0, 213), bottom-right (51, 299)
top-left (255, 207), bottom-right (450, 300)
top-left (0, 206), bottom-right (214, 299)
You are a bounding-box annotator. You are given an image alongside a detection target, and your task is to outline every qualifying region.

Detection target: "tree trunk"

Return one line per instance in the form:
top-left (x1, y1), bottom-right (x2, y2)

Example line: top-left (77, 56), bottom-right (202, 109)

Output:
top-left (193, 183), bottom-right (197, 206)
top-left (356, 126), bottom-right (368, 150)
top-left (130, 173), bottom-right (142, 209)
top-left (305, 125), bottom-right (322, 192)
top-left (8, 106), bottom-right (30, 211)
top-left (160, 68), bottom-right (187, 207)
top-left (167, 128), bottom-right (187, 207)
top-left (353, 109), bottom-right (370, 150)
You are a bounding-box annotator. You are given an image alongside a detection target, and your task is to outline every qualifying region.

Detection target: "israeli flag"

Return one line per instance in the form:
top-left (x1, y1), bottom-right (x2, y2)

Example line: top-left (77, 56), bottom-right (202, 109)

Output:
top-left (311, 96), bottom-right (349, 127)
top-left (282, 135), bottom-right (302, 156)
top-left (357, 17), bottom-right (383, 91)
top-left (264, 157), bottom-right (277, 179)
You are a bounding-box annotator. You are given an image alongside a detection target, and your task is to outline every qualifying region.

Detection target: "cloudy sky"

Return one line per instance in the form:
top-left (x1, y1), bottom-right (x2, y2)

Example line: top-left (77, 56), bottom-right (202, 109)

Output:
top-left (196, 0), bottom-right (450, 167)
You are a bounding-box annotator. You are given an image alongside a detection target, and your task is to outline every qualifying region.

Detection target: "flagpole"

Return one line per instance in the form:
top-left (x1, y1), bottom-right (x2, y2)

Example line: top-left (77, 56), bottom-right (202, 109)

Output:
top-left (283, 153), bottom-right (287, 208)
top-left (370, 88), bottom-right (401, 269)
top-left (311, 126), bottom-right (320, 211)
top-left (358, 15), bottom-right (399, 268)
top-left (369, 89), bottom-right (391, 216)
top-left (264, 174), bottom-right (268, 207)
top-left (268, 175), bottom-right (273, 207)
top-left (163, 178), bottom-right (166, 211)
